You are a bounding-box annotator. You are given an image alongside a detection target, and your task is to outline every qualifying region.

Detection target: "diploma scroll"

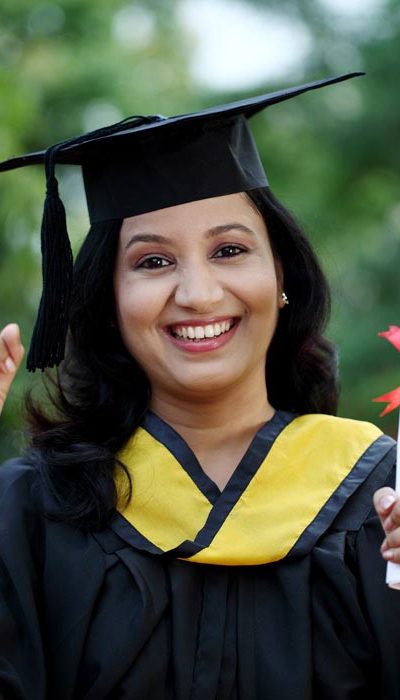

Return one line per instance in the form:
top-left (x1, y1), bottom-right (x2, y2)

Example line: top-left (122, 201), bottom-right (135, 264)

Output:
top-left (373, 327), bottom-right (400, 590)
top-left (386, 412), bottom-right (400, 589)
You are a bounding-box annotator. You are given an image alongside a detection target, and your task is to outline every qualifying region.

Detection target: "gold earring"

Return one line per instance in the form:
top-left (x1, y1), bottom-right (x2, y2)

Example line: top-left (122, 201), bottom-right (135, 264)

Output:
top-left (281, 292), bottom-right (289, 305)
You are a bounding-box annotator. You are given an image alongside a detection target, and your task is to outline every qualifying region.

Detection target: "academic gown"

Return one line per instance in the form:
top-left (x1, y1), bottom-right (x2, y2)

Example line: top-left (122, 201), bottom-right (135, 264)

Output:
top-left (0, 410), bottom-right (400, 700)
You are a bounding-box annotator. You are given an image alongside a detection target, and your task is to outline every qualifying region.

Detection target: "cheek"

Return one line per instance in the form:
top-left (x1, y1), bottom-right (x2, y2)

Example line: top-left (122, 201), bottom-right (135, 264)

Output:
top-left (113, 254), bottom-right (165, 362)
top-left (115, 282), bottom-right (147, 333)
top-left (240, 268), bottom-right (279, 313)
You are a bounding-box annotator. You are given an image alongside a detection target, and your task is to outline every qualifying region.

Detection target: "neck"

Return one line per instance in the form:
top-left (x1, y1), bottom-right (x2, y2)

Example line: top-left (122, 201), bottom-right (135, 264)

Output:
top-left (150, 380), bottom-right (275, 452)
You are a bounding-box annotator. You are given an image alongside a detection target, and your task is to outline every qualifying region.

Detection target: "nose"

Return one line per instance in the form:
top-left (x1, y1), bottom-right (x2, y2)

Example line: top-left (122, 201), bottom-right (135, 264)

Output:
top-left (174, 260), bottom-right (224, 312)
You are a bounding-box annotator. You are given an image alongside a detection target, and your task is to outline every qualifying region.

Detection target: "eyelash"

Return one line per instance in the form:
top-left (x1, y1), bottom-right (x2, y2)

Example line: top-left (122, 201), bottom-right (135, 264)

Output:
top-left (137, 256), bottom-right (171, 269)
top-left (213, 244), bottom-right (246, 258)
top-left (136, 245), bottom-right (247, 269)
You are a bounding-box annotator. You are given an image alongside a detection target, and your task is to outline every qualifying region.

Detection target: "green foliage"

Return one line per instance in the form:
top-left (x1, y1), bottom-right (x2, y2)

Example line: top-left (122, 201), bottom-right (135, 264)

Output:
top-left (1, 0), bottom-right (399, 460)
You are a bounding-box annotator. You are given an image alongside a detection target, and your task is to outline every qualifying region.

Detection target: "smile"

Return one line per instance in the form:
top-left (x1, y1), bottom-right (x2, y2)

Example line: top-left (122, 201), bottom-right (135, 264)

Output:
top-left (169, 319), bottom-right (236, 341)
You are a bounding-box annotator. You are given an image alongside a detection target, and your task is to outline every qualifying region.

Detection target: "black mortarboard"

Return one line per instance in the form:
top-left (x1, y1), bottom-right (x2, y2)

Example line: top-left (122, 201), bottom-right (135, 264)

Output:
top-left (0, 71), bottom-right (363, 371)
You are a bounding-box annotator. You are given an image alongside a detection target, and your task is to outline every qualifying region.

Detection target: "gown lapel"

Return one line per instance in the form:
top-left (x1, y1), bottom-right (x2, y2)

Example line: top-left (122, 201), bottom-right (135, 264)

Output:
top-left (112, 411), bottom-right (391, 565)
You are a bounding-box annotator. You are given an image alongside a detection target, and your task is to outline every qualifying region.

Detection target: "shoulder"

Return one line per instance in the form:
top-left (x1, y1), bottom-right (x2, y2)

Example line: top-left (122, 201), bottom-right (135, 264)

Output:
top-left (0, 456), bottom-right (45, 541)
top-left (290, 412), bottom-right (384, 442)
top-left (0, 456), bottom-right (105, 578)
top-left (295, 415), bottom-right (396, 532)
top-left (279, 414), bottom-right (396, 550)
top-left (286, 413), bottom-right (394, 465)
top-left (0, 455), bottom-right (39, 484)
top-left (281, 414), bottom-right (395, 528)
top-left (0, 456), bottom-right (41, 503)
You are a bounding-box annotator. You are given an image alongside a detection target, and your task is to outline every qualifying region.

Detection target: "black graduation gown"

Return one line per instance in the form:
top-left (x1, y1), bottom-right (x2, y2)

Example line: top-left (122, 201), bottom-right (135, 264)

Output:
top-left (0, 410), bottom-right (399, 700)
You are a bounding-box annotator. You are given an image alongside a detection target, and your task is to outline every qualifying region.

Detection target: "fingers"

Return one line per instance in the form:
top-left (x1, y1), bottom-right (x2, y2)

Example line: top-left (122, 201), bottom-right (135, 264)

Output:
top-left (373, 487), bottom-right (397, 526)
top-left (0, 323), bottom-right (24, 369)
top-left (373, 487), bottom-right (400, 563)
top-left (0, 324), bottom-right (25, 416)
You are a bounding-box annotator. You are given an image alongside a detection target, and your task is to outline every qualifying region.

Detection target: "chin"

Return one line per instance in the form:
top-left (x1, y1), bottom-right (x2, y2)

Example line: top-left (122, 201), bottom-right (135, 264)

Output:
top-left (170, 368), bottom-right (245, 397)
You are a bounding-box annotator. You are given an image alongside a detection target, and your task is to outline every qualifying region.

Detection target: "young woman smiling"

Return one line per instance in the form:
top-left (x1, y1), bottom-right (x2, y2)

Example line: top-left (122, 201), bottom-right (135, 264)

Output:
top-left (1, 74), bottom-right (400, 699)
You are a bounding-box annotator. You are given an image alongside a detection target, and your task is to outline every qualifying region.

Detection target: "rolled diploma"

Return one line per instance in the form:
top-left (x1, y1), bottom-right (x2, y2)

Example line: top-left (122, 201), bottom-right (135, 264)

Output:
top-left (386, 411), bottom-right (400, 589)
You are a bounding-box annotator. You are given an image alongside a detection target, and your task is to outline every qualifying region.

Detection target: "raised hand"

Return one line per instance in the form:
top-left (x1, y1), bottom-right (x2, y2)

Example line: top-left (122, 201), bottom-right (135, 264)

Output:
top-left (374, 487), bottom-right (400, 563)
top-left (0, 324), bottom-right (25, 416)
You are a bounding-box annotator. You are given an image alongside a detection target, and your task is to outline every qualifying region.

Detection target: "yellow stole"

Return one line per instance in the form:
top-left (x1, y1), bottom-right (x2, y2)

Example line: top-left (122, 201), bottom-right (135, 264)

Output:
top-left (116, 413), bottom-right (383, 565)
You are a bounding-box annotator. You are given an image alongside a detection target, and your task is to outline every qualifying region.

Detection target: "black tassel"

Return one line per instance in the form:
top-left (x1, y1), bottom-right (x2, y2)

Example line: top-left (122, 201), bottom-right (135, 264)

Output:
top-left (26, 115), bottom-right (163, 371)
top-left (27, 146), bottom-right (73, 371)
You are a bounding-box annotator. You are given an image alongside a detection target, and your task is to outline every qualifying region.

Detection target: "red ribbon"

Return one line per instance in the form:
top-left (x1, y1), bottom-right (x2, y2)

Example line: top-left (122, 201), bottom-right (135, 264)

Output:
top-left (374, 387), bottom-right (400, 417)
top-left (374, 326), bottom-right (400, 416)
top-left (378, 325), bottom-right (400, 352)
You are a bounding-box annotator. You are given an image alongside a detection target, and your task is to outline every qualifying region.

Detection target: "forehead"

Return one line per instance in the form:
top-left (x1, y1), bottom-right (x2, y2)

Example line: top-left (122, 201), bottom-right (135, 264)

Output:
top-left (119, 192), bottom-right (266, 242)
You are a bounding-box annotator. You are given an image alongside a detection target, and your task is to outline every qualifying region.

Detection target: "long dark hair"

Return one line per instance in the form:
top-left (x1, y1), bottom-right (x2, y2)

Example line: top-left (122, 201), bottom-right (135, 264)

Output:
top-left (27, 187), bottom-right (338, 530)
top-left (247, 189), bottom-right (338, 416)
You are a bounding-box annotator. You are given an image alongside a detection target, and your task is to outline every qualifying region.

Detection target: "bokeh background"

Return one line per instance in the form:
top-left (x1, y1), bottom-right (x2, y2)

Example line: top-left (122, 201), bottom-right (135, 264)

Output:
top-left (0, 0), bottom-right (399, 460)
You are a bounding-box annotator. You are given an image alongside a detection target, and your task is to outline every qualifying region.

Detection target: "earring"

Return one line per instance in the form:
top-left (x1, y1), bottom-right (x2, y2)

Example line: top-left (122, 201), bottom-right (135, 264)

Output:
top-left (281, 292), bottom-right (289, 306)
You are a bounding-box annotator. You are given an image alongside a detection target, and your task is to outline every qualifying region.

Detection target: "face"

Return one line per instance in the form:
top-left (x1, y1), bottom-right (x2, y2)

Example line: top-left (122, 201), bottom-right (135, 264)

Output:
top-left (114, 193), bottom-right (285, 403)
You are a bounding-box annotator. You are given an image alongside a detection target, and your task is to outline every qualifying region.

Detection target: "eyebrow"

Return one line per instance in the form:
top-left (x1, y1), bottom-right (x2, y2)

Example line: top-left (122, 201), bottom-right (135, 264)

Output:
top-left (124, 223), bottom-right (255, 250)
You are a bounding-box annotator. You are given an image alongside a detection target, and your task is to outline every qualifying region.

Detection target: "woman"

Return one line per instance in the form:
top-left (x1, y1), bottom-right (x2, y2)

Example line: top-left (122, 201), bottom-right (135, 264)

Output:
top-left (0, 73), bottom-right (400, 699)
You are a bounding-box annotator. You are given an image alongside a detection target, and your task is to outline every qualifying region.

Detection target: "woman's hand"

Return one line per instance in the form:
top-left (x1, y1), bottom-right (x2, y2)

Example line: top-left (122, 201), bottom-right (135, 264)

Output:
top-left (374, 487), bottom-right (400, 563)
top-left (0, 324), bottom-right (24, 416)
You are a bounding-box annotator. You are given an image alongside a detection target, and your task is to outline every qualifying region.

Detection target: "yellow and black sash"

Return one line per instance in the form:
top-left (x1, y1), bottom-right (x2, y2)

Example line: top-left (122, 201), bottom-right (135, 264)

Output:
top-left (113, 411), bottom-right (395, 565)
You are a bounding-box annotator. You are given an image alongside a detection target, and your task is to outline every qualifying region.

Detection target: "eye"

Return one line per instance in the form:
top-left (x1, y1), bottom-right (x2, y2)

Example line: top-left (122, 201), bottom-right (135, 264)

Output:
top-left (136, 255), bottom-right (172, 269)
top-left (213, 244), bottom-right (247, 259)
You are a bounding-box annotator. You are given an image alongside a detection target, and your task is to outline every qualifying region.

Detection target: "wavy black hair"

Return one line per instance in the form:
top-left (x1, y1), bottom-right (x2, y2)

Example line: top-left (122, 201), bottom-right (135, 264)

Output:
top-left (27, 187), bottom-right (338, 530)
top-left (247, 189), bottom-right (338, 415)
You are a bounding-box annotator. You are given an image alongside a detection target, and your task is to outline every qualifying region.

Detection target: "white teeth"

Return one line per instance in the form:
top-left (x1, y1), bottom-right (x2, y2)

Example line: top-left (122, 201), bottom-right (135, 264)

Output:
top-left (194, 326), bottom-right (205, 339)
top-left (172, 319), bottom-right (235, 340)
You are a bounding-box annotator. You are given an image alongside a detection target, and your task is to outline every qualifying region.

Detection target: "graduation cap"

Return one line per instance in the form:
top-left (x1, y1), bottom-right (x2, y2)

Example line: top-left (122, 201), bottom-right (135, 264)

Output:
top-left (0, 71), bottom-right (364, 371)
